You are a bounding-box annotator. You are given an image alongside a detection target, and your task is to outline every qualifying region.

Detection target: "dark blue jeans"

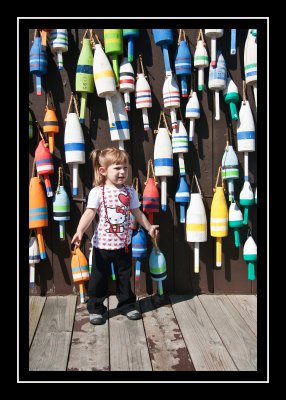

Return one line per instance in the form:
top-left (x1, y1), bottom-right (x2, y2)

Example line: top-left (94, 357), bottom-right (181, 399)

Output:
top-left (87, 245), bottom-right (136, 315)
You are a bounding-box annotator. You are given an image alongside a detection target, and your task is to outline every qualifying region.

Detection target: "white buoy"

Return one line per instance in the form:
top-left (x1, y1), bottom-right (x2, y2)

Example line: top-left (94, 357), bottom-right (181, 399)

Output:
top-left (186, 193), bottom-right (207, 273)
top-left (172, 120), bottom-right (188, 176)
top-left (243, 236), bottom-right (257, 280)
top-left (163, 73), bottom-right (180, 129)
top-left (135, 73), bottom-right (152, 131)
top-left (107, 90), bottom-right (130, 149)
top-left (208, 51), bottom-right (227, 121)
top-left (205, 29), bottom-right (224, 67)
top-left (64, 113), bottom-right (85, 196)
top-left (194, 40), bottom-right (209, 91)
top-left (49, 29), bottom-right (68, 70)
top-left (244, 29), bottom-right (257, 109)
top-left (154, 127), bottom-right (173, 211)
top-left (119, 57), bottom-right (135, 111)
top-left (185, 92), bottom-right (200, 141)
top-left (29, 236), bottom-right (40, 288)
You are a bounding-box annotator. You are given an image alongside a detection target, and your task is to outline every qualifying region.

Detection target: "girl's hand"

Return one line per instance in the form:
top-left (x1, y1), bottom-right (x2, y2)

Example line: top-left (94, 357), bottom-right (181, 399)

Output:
top-left (71, 232), bottom-right (82, 247)
top-left (148, 225), bottom-right (159, 239)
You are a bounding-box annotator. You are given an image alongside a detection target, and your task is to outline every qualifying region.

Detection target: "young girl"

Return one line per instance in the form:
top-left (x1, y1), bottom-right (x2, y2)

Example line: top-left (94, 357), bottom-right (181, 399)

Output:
top-left (71, 148), bottom-right (159, 325)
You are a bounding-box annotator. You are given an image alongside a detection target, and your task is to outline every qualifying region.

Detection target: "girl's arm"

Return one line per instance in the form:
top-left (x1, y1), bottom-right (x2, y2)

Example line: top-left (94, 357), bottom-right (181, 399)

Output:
top-left (130, 208), bottom-right (159, 239)
top-left (71, 208), bottom-right (96, 246)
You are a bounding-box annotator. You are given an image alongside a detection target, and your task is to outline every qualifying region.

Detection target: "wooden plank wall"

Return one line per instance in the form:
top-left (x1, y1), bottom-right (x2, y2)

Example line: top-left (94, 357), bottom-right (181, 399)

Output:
top-left (28, 27), bottom-right (257, 296)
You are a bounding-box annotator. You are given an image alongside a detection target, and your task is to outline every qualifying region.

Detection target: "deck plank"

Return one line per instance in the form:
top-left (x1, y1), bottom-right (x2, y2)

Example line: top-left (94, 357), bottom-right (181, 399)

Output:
top-left (140, 295), bottom-right (195, 371)
top-left (170, 295), bottom-right (237, 371)
top-left (29, 296), bottom-right (46, 348)
top-left (199, 295), bottom-right (257, 371)
top-left (29, 296), bottom-right (77, 371)
top-left (67, 299), bottom-right (109, 371)
top-left (227, 295), bottom-right (257, 336)
top-left (109, 296), bottom-right (152, 371)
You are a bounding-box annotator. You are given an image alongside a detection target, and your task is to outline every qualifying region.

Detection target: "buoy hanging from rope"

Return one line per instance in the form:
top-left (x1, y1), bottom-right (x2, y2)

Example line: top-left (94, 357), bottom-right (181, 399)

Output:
top-left (123, 29), bottom-right (139, 62)
top-left (29, 30), bottom-right (47, 96)
top-left (29, 236), bottom-right (40, 288)
top-left (175, 31), bottom-right (192, 98)
top-left (119, 58), bottom-right (135, 112)
top-left (104, 29), bottom-right (123, 85)
top-left (208, 51), bottom-right (226, 121)
top-left (152, 29), bottom-right (173, 74)
top-left (185, 91), bottom-right (200, 141)
top-left (49, 29), bottom-right (68, 70)
top-left (223, 77), bottom-right (239, 121)
top-left (244, 29), bottom-right (257, 109)
top-left (228, 202), bottom-right (244, 247)
top-left (205, 29), bottom-right (223, 67)
top-left (143, 159), bottom-right (160, 224)
top-left (35, 138), bottom-right (54, 197)
top-left (107, 90), bottom-right (130, 150)
top-left (194, 31), bottom-right (209, 91)
top-left (243, 233), bottom-right (257, 280)
top-left (53, 167), bottom-right (70, 240)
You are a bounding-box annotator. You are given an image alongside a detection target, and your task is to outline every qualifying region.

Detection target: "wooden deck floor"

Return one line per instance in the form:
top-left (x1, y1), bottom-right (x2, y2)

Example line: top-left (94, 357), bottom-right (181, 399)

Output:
top-left (29, 294), bottom-right (257, 372)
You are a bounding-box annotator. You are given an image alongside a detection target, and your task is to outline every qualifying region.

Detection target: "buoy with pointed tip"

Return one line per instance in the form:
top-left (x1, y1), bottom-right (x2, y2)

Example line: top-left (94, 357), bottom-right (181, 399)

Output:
top-left (93, 43), bottom-right (117, 125)
top-left (152, 29), bottom-right (173, 73)
top-left (104, 29), bottom-right (123, 85)
top-left (172, 120), bottom-right (188, 176)
top-left (76, 38), bottom-right (95, 124)
top-left (29, 236), bottom-right (40, 288)
top-left (230, 29), bottom-right (236, 55)
top-left (175, 40), bottom-right (192, 97)
top-left (175, 176), bottom-right (190, 223)
top-left (107, 90), bottom-right (130, 149)
top-left (186, 192), bottom-right (207, 273)
top-left (223, 77), bottom-right (239, 120)
top-left (185, 91), bottom-right (200, 141)
top-left (123, 29), bottom-right (139, 62)
top-left (53, 185), bottom-right (70, 240)
top-left (49, 29), bottom-right (68, 70)
top-left (43, 106), bottom-right (59, 154)
top-left (64, 113), bottom-right (85, 196)
top-left (35, 139), bottom-right (54, 197)
top-left (194, 40), bottom-right (209, 91)
top-left (132, 227), bottom-right (147, 280)
top-left (239, 181), bottom-right (254, 225)
top-left (208, 51), bottom-right (227, 121)
top-left (210, 186), bottom-right (228, 268)
top-left (228, 202), bottom-right (244, 247)
top-left (163, 73), bottom-right (180, 129)
top-left (251, 29), bottom-right (257, 37)
top-left (119, 58), bottom-right (135, 111)
top-left (135, 73), bottom-right (152, 131)
top-left (29, 35), bottom-right (47, 96)
top-left (154, 127), bottom-right (173, 211)
top-left (205, 29), bottom-right (224, 67)
top-left (149, 239), bottom-right (167, 295)
top-left (29, 177), bottom-right (48, 259)
top-left (29, 111), bottom-right (33, 139)
top-left (143, 177), bottom-right (160, 224)
top-left (221, 144), bottom-right (239, 202)
top-left (243, 235), bottom-right (257, 280)
top-left (71, 246), bottom-right (89, 303)
top-left (244, 29), bottom-right (257, 108)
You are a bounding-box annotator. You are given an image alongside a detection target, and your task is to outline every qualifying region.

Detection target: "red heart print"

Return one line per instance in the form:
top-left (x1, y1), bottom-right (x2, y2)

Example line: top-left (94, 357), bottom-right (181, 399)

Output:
top-left (118, 193), bottom-right (129, 206)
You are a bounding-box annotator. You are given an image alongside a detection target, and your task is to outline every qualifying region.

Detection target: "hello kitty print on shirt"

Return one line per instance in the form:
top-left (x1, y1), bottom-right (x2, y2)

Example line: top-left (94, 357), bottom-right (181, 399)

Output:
top-left (86, 185), bottom-right (140, 250)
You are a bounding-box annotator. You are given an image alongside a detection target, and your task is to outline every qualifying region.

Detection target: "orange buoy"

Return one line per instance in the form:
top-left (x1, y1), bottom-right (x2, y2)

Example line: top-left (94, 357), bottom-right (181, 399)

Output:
top-left (71, 246), bottom-right (89, 303)
top-left (43, 106), bottom-right (59, 154)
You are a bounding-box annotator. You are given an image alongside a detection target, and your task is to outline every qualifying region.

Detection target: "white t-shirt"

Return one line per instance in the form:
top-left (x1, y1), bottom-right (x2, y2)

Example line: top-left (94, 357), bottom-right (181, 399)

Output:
top-left (87, 185), bottom-right (140, 250)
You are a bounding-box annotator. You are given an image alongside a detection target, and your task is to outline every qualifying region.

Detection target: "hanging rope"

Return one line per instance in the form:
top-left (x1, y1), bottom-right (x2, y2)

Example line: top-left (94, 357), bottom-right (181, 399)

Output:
top-left (145, 159), bottom-right (157, 185)
top-left (31, 159), bottom-right (37, 179)
top-left (35, 120), bottom-right (47, 144)
top-left (196, 29), bottom-right (206, 46)
top-left (132, 177), bottom-right (139, 194)
top-left (242, 80), bottom-right (247, 104)
top-left (155, 111), bottom-right (171, 135)
top-left (214, 165), bottom-right (225, 190)
top-left (190, 173), bottom-right (202, 195)
top-left (56, 166), bottom-right (63, 193)
top-left (137, 54), bottom-right (145, 76)
top-left (67, 93), bottom-right (79, 117)
top-left (45, 90), bottom-right (55, 109)
top-left (178, 107), bottom-right (184, 123)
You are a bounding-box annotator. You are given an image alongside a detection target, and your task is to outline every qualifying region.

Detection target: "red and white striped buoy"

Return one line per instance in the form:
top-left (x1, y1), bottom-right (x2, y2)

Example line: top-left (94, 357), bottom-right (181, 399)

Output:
top-left (119, 58), bottom-right (135, 112)
top-left (135, 73), bottom-right (152, 131)
top-left (163, 73), bottom-right (180, 129)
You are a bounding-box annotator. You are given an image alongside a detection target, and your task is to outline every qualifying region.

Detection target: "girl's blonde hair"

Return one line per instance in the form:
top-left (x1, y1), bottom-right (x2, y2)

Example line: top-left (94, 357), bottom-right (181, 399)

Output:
top-left (90, 147), bottom-right (129, 186)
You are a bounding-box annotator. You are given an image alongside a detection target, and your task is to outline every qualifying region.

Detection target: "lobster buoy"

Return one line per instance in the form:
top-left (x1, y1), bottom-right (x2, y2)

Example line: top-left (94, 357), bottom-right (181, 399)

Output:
top-left (244, 29), bottom-right (257, 109)
top-left (43, 106), bottom-right (59, 154)
top-left (143, 175), bottom-right (160, 224)
top-left (53, 185), bottom-right (70, 240)
top-left (29, 34), bottom-right (47, 96)
top-left (175, 176), bottom-right (190, 223)
top-left (163, 73), bottom-right (180, 129)
top-left (29, 110), bottom-right (33, 139)
top-left (210, 186), bottom-right (228, 268)
top-left (154, 127), bottom-right (173, 211)
top-left (119, 58), bottom-right (135, 111)
top-left (132, 227), bottom-right (147, 280)
top-left (223, 77), bottom-right (239, 121)
top-left (35, 139), bottom-right (54, 197)
top-left (135, 73), bottom-right (152, 131)
top-left (76, 38), bottom-right (95, 124)
top-left (64, 113), bottom-right (85, 196)
top-left (29, 177), bottom-right (48, 259)
top-left (221, 144), bottom-right (239, 202)
top-left (185, 91), bottom-right (200, 141)
top-left (152, 29), bottom-right (173, 73)
top-left (104, 29), bottom-right (123, 85)
top-left (172, 120), bottom-right (188, 176)
top-left (228, 202), bottom-right (244, 247)
top-left (175, 39), bottom-right (192, 98)
top-left (149, 239), bottom-right (167, 295)
top-left (123, 29), bottom-right (139, 62)
top-left (239, 181), bottom-right (254, 225)
top-left (186, 192), bottom-right (207, 273)
top-left (208, 51), bottom-right (227, 121)
top-left (108, 90), bottom-right (130, 149)
top-left (205, 29), bottom-right (224, 67)
top-left (243, 235), bottom-right (257, 280)
top-left (194, 40), bottom-right (209, 91)
top-left (29, 236), bottom-right (40, 288)
top-left (49, 29), bottom-right (68, 70)
top-left (71, 246), bottom-right (89, 303)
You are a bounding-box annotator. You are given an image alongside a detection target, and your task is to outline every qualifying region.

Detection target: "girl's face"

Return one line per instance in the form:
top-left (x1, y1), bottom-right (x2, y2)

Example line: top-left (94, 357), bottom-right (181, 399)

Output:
top-left (100, 163), bottom-right (128, 187)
